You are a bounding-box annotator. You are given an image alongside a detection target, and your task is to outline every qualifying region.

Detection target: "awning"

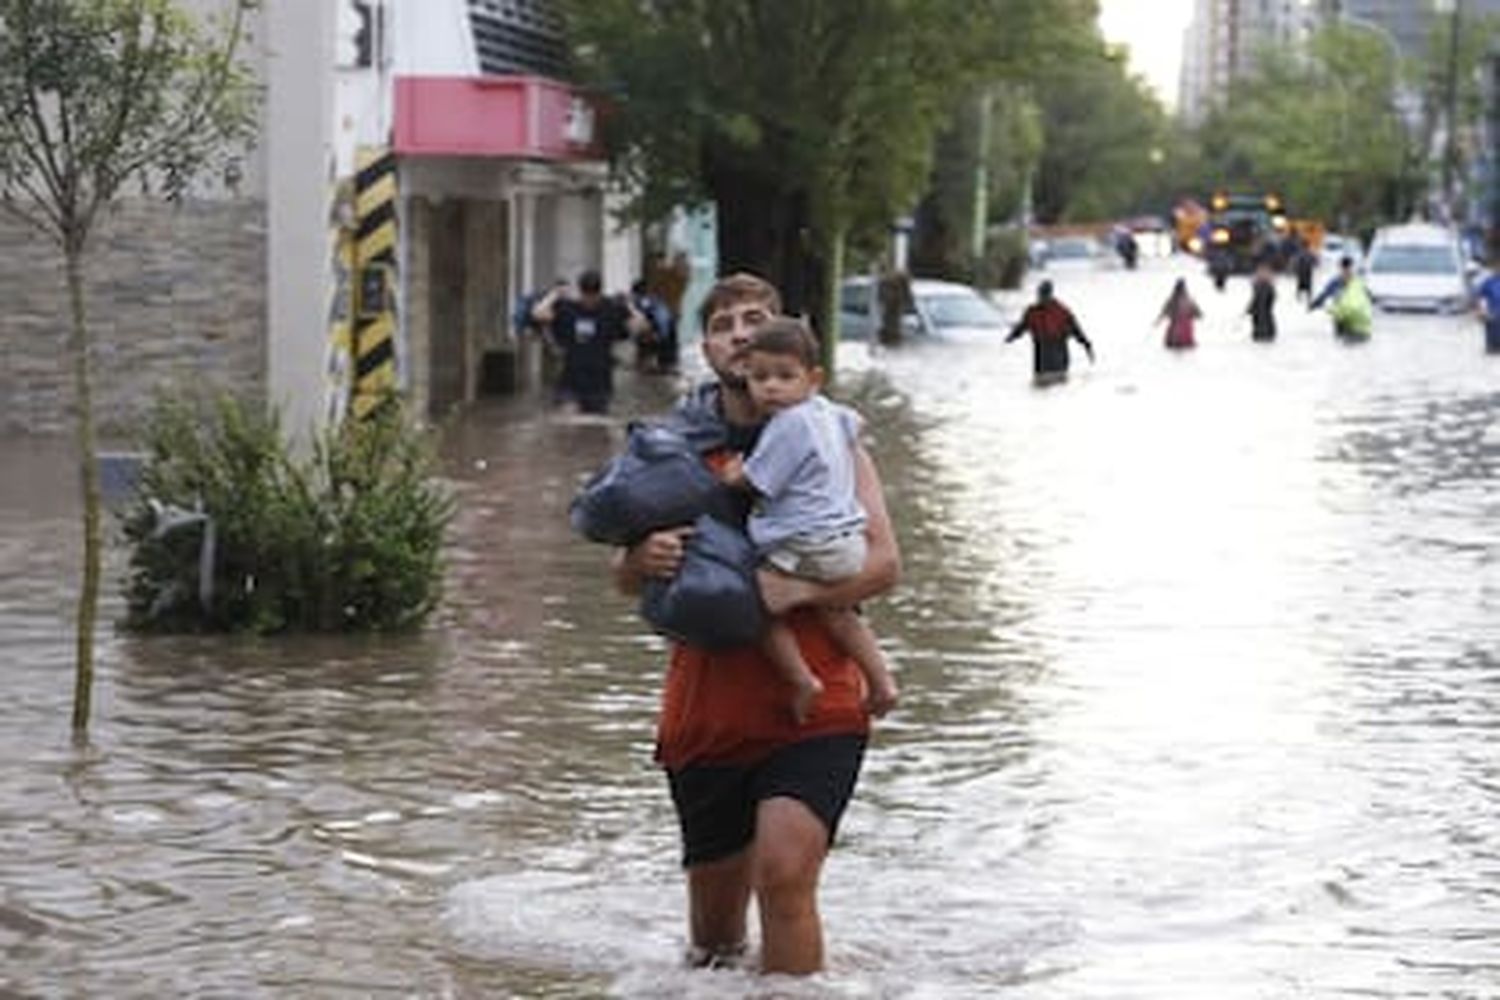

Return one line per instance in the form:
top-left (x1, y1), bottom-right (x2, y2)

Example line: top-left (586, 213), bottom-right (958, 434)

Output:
top-left (393, 75), bottom-right (603, 160)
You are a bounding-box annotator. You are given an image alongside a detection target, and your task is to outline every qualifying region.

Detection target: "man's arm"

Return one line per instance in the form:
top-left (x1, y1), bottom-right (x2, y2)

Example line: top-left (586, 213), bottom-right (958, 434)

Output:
top-left (758, 444), bottom-right (900, 615)
top-left (623, 299), bottom-right (650, 338)
top-left (1309, 276), bottom-right (1341, 310)
top-left (1005, 313), bottom-right (1028, 342)
top-left (531, 286), bottom-right (564, 325)
top-left (1069, 316), bottom-right (1095, 361)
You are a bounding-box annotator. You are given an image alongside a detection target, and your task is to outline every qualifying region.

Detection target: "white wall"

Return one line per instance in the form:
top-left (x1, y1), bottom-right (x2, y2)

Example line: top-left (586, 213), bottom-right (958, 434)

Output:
top-left (601, 188), bottom-right (641, 292)
top-left (266, 0), bottom-right (336, 443)
top-left (391, 0), bottom-right (476, 75)
top-left (549, 192), bottom-right (599, 289)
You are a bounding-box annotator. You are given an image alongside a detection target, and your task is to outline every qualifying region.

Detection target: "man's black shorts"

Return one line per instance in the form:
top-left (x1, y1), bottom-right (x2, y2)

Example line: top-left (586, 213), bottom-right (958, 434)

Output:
top-left (666, 734), bottom-right (867, 867)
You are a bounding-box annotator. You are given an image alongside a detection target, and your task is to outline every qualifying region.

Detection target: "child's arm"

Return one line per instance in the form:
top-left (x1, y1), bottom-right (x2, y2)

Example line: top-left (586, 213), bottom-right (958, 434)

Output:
top-left (715, 453), bottom-right (751, 491)
top-left (758, 443), bottom-right (900, 614)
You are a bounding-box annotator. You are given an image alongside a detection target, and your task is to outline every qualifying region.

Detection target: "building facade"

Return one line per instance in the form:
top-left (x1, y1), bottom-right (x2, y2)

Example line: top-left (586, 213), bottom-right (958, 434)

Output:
top-left (1312, 0), bottom-right (1500, 60)
top-left (0, 0), bottom-right (632, 436)
top-left (1318, 0), bottom-right (1500, 226)
top-left (1181, 0), bottom-right (1318, 122)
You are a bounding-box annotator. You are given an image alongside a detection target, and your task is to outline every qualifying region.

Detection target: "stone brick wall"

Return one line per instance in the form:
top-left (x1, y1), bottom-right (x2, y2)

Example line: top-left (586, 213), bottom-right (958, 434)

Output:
top-left (0, 198), bottom-right (268, 436)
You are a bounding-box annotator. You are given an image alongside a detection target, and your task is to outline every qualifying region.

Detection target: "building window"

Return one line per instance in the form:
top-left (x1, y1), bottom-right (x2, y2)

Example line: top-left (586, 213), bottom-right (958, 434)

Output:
top-left (467, 0), bottom-right (569, 78)
top-left (338, 0), bottom-right (383, 69)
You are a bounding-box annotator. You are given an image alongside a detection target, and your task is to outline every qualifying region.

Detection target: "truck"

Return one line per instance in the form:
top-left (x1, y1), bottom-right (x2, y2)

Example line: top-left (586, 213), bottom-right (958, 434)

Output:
top-left (1204, 191), bottom-right (1290, 278)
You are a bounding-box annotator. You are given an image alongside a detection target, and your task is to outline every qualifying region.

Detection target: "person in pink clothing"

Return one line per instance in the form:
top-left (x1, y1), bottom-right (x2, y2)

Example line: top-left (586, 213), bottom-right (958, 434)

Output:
top-left (1157, 278), bottom-right (1201, 349)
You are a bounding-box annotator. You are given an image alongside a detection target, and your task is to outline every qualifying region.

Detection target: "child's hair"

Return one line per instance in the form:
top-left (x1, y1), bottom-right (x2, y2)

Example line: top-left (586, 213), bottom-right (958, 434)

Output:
top-left (748, 317), bottom-right (820, 369)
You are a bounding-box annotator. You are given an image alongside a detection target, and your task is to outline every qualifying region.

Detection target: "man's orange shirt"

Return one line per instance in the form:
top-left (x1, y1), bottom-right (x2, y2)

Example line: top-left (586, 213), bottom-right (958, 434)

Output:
top-left (655, 609), bottom-right (870, 768)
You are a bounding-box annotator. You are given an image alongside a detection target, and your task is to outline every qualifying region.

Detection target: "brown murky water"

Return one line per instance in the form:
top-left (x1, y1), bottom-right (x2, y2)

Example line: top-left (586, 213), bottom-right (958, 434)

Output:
top-left (3, 259), bottom-right (1498, 998)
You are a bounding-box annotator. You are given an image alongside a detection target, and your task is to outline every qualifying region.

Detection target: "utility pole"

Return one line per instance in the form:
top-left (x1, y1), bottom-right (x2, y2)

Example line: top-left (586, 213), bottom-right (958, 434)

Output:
top-left (1443, 0), bottom-right (1463, 219)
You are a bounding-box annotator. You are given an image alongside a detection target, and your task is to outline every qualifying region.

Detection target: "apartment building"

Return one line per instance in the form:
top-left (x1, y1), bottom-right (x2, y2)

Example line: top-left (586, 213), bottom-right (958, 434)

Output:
top-left (1180, 0), bottom-right (1317, 122)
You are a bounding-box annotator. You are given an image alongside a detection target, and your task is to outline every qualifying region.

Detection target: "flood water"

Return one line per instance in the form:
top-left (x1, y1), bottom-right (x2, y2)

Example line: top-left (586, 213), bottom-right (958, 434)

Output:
top-left (3, 258), bottom-right (1498, 998)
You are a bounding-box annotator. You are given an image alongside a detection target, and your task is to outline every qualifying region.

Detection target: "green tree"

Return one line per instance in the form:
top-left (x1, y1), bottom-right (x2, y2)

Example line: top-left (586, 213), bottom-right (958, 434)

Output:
top-left (911, 84), bottom-right (1043, 280)
top-left (1030, 42), bottom-right (1170, 223)
top-left (1195, 25), bottom-right (1416, 232)
top-left (0, 0), bottom-right (258, 737)
top-left (1419, 8), bottom-right (1499, 216)
top-left (561, 0), bottom-right (1080, 365)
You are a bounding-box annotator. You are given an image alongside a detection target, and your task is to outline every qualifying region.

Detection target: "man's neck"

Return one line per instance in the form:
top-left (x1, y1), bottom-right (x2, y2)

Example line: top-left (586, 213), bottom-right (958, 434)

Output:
top-left (717, 384), bottom-right (760, 427)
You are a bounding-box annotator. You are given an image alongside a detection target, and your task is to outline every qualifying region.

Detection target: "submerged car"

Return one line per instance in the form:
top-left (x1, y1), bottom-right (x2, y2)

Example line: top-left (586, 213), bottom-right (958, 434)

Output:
top-left (1362, 223), bottom-right (1471, 314)
top-left (838, 277), bottom-right (1007, 342)
top-left (1318, 232), bottom-right (1362, 273)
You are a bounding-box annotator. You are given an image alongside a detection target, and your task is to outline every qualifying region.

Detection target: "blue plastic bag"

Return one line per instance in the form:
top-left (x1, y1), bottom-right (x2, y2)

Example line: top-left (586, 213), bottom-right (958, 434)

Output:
top-left (570, 422), bottom-right (728, 545)
top-left (640, 514), bottom-right (765, 648)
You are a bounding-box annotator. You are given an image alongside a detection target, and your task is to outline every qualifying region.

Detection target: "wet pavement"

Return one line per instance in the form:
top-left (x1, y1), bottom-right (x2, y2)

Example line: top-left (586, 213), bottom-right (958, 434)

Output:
top-left (2, 256), bottom-right (1498, 997)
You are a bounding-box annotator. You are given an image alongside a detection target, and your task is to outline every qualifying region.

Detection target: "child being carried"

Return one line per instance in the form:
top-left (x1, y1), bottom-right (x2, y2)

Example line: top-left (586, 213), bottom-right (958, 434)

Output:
top-left (716, 318), bottom-right (900, 722)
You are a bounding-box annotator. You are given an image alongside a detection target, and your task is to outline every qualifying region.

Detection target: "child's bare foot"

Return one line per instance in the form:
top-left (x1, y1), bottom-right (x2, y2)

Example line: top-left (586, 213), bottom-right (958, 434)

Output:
top-left (791, 675), bottom-right (825, 724)
top-left (865, 675), bottom-right (900, 718)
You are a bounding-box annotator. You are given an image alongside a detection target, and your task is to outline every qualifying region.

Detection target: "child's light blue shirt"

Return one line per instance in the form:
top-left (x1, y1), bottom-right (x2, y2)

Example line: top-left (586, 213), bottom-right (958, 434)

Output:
top-left (742, 395), bottom-right (865, 553)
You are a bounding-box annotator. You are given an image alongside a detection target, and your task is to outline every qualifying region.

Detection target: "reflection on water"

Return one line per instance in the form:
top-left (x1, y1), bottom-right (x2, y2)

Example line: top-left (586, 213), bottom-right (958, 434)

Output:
top-left (2, 261), bottom-right (1497, 997)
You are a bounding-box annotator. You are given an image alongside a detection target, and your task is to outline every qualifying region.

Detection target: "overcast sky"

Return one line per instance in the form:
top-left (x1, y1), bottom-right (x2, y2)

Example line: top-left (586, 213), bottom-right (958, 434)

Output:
top-left (1098, 0), bottom-right (1195, 109)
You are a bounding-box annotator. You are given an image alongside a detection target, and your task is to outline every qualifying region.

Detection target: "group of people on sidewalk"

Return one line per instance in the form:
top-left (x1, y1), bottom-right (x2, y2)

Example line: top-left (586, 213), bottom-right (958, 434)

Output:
top-left (518, 258), bottom-right (688, 415)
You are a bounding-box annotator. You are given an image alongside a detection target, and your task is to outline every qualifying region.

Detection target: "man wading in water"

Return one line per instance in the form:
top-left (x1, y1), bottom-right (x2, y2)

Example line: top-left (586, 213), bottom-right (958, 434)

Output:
top-left (1006, 279), bottom-right (1095, 383)
top-left (614, 273), bottom-right (901, 974)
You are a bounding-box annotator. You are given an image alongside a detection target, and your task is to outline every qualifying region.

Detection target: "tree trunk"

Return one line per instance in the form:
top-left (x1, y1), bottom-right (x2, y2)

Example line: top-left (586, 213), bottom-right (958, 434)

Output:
top-left (65, 244), bottom-right (101, 739)
top-left (815, 226), bottom-right (845, 375)
top-left (709, 162), bottom-right (825, 326)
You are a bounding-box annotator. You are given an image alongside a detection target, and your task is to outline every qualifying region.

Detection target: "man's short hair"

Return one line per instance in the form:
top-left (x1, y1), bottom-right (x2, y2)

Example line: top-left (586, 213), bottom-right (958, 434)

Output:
top-left (1340, 255), bottom-right (1354, 270)
top-left (698, 271), bottom-right (782, 330)
top-left (578, 270), bottom-right (603, 294)
top-left (748, 317), bottom-right (820, 370)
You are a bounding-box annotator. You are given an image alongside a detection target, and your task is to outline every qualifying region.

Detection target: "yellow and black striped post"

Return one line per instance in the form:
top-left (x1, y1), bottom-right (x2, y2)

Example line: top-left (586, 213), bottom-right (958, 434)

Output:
top-left (351, 147), bottom-right (399, 419)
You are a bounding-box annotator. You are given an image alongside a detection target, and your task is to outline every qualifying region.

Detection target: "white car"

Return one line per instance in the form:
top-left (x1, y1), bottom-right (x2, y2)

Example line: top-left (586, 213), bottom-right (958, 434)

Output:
top-left (1039, 236), bottom-right (1109, 271)
top-left (1362, 223), bottom-right (1472, 314)
top-left (838, 277), bottom-right (1007, 342)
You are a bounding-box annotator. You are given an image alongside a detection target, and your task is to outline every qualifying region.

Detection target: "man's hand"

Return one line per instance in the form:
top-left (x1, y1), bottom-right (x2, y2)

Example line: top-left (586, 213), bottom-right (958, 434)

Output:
top-left (624, 298), bottom-right (651, 337)
top-left (531, 285), bottom-right (565, 325)
top-left (625, 526), bottom-right (694, 580)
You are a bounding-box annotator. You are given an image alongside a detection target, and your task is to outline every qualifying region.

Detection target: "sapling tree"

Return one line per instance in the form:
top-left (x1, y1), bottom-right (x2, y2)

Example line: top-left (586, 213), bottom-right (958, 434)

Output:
top-left (0, 0), bottom-right (258, 736)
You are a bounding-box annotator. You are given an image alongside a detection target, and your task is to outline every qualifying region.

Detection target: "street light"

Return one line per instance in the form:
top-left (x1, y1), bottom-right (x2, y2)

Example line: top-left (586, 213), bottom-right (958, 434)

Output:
top-left (1338, 12), bottom-right (1410, 119)
top-left (1338, 11), bottom-right (1419, 220)
top-left (1433, 0), bottom-right (1463, 219)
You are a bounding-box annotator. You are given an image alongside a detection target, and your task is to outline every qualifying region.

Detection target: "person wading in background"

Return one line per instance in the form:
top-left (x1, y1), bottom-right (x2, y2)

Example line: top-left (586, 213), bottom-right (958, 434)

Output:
top-left (1006, 280), bottom-right (1095, 382)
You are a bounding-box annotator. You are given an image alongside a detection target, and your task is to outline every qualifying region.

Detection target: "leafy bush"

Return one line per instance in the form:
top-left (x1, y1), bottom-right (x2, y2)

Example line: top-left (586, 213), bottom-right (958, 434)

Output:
top-left (122, 395), bottom-right (454, 634)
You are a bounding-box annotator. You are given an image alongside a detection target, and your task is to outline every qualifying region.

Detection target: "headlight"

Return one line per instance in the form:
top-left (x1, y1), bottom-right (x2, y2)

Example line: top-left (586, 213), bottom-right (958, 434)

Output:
top-left (1187, 236), bottom-right (1203, 254)
top-left (1211, 229), bottom-right (1230, 245)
